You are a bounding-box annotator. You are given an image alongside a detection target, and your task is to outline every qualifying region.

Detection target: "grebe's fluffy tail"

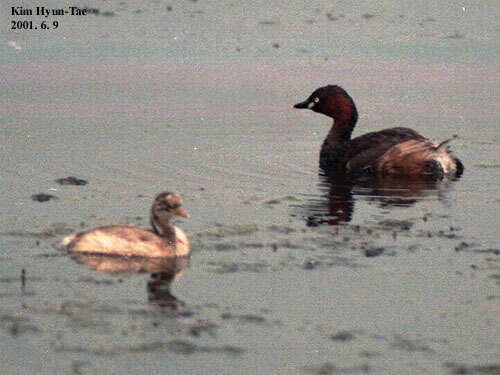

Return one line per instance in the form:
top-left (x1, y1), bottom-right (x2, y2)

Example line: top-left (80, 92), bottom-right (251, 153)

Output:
top-left (376, 138), bottom-right (462, 177)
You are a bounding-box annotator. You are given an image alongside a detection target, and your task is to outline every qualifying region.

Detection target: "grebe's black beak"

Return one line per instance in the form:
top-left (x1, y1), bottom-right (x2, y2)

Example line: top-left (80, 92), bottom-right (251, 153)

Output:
top-left (293, 100), bottom-right (310, 109)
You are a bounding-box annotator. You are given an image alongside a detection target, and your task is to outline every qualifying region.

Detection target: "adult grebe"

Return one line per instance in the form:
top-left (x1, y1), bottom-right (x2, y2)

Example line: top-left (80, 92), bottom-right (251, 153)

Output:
top-left (294, 85), bottom-right (463, 178)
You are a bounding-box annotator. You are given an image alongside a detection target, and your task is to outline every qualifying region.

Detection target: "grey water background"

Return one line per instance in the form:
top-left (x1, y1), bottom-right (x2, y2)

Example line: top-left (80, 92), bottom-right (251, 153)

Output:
top-left (1, 1), bottom-right (499, 374)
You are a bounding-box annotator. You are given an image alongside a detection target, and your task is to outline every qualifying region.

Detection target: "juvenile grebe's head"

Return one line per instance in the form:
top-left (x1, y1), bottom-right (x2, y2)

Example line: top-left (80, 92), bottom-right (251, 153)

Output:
top-left (152, 192), bottom-right (188, 220)
top-left (294, 85), bottom-right (358, 124)
top-left (151, 192), bottom-right (188, 237)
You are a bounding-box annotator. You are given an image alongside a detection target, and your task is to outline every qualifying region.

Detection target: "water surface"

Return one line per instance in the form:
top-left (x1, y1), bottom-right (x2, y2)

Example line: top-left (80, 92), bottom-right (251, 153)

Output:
top-left (1, 1), bottom-right (499, 374)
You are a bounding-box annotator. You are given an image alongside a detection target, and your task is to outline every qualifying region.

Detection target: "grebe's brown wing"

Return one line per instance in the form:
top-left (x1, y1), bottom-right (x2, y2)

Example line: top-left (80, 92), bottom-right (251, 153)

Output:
top-left (343, 127), bottom-right (426, 174)
top-left (375, 139), bottom-right (461, 177)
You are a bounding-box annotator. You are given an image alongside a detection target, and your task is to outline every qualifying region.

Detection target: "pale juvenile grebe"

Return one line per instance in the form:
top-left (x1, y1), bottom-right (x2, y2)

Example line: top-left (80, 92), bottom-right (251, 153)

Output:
top-left (62, 192), bottom-right (189, 257)
top-left (294, 85), bottom-right (463, 178)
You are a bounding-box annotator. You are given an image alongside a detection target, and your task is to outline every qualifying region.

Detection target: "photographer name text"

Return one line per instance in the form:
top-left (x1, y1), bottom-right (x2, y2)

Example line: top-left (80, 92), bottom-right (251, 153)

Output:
top-left (11, 6), bottom-right (89, 30)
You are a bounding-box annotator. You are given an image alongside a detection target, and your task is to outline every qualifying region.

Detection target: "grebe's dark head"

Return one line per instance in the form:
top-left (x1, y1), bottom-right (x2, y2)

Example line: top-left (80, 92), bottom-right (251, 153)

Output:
top-left (152, 192), bottom-right (188, 220)
top-left (294, 85), bottom-right (358, 124)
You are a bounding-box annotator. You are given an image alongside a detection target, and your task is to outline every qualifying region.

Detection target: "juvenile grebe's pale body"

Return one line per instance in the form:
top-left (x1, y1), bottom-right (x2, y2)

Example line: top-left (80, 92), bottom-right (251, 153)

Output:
top-left (294, 85), bottom-right (463, 178)
top-left (62, 192), bottom-right (189, 257)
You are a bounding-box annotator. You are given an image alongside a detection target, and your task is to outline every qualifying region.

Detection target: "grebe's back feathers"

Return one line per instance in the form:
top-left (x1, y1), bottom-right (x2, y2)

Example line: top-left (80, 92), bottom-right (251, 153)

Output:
top-left (64, 225), bottom-right (171, 257)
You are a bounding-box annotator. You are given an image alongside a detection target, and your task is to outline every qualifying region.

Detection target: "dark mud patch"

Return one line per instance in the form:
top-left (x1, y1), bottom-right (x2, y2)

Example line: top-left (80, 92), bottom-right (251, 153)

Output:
top-left (52, 339), bottom-right (244, 357)
top-left (0, 313), bottom-right (40, 337)
top-left (206, 261), bottom-right (270, 274)
top-left (55, 176), bottom-right (88, 186)
top-left (304, 362), bottom-right (371, 374)
top-left (375, 219), bottom-right (413, 231)
top-left (32, 251), bottom-right (67, 259)
top-left (455, 244), bottom-right (500, 256)
top-left (267, 225), bottom-right (296, 234)
top-left (0, 272), bottom-right (42, 284)
top-left (363, 247), bottom-right (385, 257)
top-left (454, 241), bottom-right (472, 252)
top-left (188, 320), bottom-right (218, 338)
top-left (31, 193), bottom-right (58, 202)
top-left (330, 330), bottom-right (356, 342)
top-left (263, 195), bottom-right (300, 206)
top-left (436, 227), bottom-right (462, 239)
top-left (76, 276), bottom-right (115, 286)
top-left (71, 360), bottom-right (90, 375)
top-left (390, 335), bottom-right (435, 353)
top-left (444, 32), bottom-right (465, 39)
top-left (315, 325), bottom-right (365, 341)
top-left (362, 13), bottom-right (376, 20)
top-left (302, 258), bottom-right (321, 270)
top-left (418, 17), bottom-right (437, 26)
top-left (259, 20), bottom-right (278, 25)
top-left (325, 12), bottom-right (346, 22)
top-left (359, 350), bottom-right (381, 358)
top-left (221, 312), bottom-right (267, 325)
top-left (444, 362), bottom-right (500, 374)
top-left (416, 226), bottom-right (463, 241)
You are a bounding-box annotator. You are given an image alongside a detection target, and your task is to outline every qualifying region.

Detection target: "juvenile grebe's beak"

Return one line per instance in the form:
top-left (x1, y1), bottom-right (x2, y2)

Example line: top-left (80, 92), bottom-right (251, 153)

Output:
top-left (173, 206), bottom-right (189, 218)
top-left (293, 100), bottom-right (310, 109)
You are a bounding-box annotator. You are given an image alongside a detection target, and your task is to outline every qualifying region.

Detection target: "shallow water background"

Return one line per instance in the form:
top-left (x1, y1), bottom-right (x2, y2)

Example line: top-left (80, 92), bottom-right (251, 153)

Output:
top-left (1, 1), bottom-right (499, 374)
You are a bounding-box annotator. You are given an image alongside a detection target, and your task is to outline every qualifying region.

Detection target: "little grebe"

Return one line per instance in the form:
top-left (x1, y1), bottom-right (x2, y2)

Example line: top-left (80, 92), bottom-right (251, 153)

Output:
top-left (294, 85), bottom-right (463, 178)
top-left (62, 192), bottom-right (189, 257)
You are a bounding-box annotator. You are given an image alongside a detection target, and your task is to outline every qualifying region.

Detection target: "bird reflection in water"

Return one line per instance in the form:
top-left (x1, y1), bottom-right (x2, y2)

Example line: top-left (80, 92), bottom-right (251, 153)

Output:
top-left (304, 172), bottom-right (459, 226)
top-left (69, 252), bottom-right (190, 312)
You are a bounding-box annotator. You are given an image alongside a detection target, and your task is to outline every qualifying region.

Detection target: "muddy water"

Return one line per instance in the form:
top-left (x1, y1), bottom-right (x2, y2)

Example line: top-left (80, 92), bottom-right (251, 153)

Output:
top-left (1, 1), bottom-right (499, 374)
